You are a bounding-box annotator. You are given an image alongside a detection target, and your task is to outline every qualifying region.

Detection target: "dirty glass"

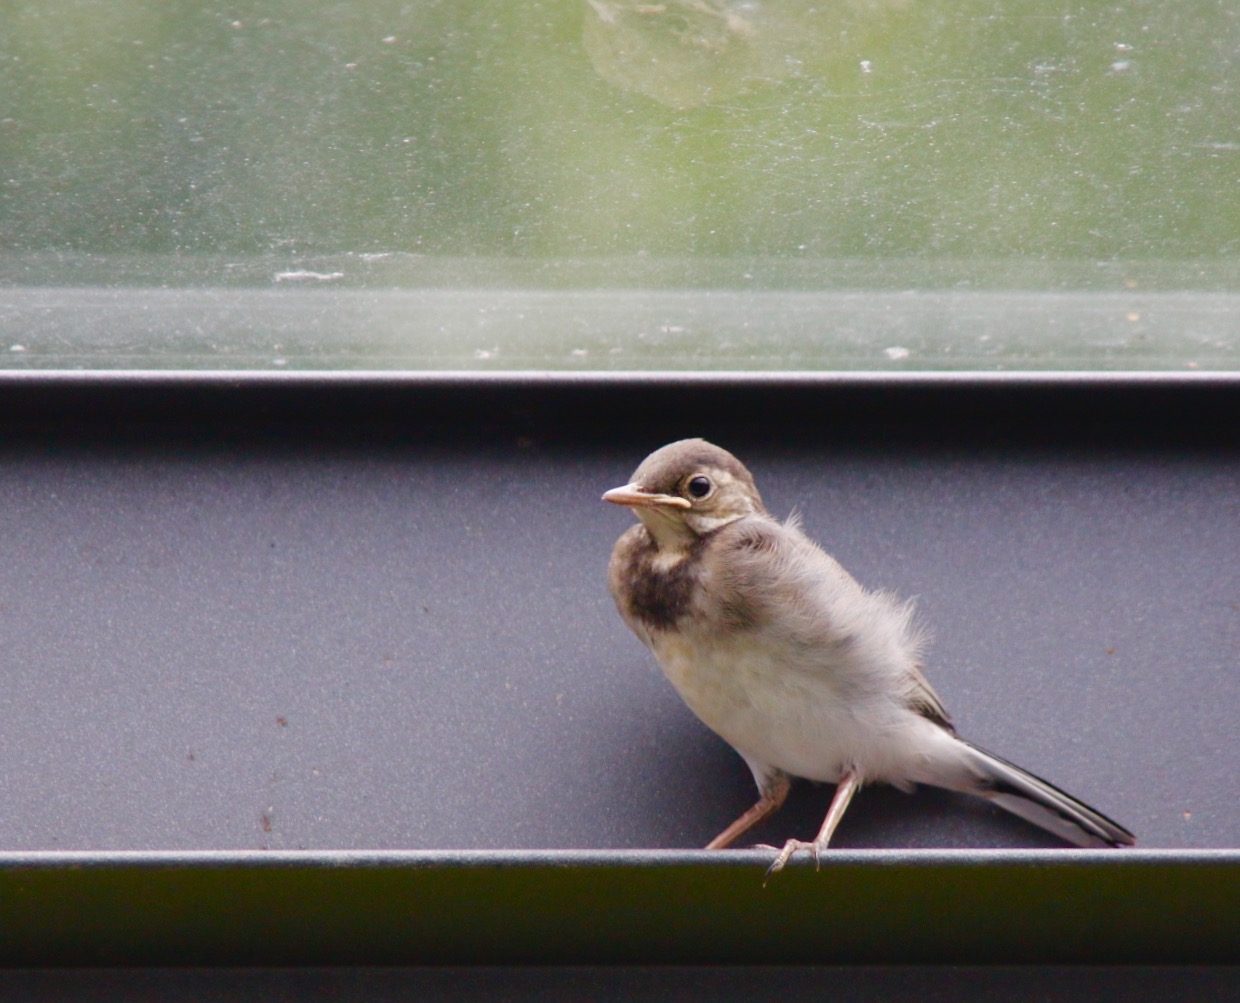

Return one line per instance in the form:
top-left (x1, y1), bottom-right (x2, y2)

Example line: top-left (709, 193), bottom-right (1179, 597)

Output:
top-left (1, 1), bottom-right (1237, 370)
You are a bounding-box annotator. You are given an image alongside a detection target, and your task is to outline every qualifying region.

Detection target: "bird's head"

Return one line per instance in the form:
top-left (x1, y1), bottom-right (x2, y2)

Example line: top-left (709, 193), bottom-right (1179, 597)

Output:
top-left (603, 438), bottom-right (766, 549)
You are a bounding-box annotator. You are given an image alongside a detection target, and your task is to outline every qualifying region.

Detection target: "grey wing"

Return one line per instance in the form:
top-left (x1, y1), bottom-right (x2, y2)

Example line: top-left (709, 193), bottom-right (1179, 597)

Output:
top-left (699, 515), bottom-right (840, 633)
top-left (902, 662), bottom-right (955, 732)
top-left (702, 517), bottom-right (892, 643)
top-left (707, 516), bottom-right (953, 727)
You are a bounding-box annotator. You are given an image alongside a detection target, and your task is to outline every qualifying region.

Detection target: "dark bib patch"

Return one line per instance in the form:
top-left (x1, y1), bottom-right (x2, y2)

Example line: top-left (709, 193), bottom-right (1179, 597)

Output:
top-left (623, 538), bottom-right (704, 631)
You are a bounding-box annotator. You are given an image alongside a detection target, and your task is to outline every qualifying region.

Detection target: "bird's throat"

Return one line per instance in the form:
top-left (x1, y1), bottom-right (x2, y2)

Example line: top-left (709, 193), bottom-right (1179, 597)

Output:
top-left (635, 508), bottom-right (699, 554)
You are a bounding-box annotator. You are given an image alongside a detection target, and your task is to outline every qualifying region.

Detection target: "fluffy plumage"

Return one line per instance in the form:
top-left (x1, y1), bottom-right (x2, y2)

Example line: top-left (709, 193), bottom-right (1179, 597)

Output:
top-left (604, 438), bottom-right (1134, 871)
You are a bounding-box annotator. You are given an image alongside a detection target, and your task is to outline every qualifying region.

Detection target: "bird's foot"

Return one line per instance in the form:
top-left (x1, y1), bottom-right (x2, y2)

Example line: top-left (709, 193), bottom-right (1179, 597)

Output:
top-left (763, 839), bottom-right (821, 881)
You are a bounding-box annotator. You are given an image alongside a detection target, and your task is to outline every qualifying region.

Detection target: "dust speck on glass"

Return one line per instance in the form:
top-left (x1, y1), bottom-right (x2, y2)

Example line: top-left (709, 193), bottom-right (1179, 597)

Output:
top-left (1, 1), bottom-right (1236, 371)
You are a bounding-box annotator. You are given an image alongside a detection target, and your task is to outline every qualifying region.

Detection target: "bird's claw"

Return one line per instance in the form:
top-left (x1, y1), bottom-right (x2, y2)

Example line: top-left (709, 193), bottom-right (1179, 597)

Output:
top-left (763, 839), bottom-right (820, 882)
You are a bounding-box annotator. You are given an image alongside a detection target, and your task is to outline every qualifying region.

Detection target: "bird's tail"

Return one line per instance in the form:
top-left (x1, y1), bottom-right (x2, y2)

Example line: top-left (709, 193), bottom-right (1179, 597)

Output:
top-left (958, 740), bottom-right (1136, 848)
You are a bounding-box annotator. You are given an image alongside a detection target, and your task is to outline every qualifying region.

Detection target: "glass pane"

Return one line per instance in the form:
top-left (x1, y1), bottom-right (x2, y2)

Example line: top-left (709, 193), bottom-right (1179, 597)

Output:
top-left (2, 1), bottom-right (1237, 371)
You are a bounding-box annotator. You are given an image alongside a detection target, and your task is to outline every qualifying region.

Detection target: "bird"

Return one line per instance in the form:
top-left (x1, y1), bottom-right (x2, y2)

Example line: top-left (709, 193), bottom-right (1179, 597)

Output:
top-left (603, 438), bottom-right (1135, 873)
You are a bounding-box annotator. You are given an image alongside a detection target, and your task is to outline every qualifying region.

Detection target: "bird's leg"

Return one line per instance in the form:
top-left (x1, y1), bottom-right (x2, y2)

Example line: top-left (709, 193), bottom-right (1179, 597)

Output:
top-left (766, 769), bottom-right (860, 877)
top-left (705, 772), bottom-right (791, 850)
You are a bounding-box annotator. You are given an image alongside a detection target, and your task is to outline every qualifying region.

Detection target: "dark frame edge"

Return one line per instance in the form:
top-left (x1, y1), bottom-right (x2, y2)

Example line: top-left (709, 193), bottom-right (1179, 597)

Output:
top-left (3, 369), bottom-right (1239, 449)
top-left (1, 849), bottom-right (1236, 967)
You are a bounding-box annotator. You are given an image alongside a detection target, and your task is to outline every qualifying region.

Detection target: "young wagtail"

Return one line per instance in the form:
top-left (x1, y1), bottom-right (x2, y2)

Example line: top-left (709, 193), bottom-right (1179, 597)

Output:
top-left (604, 438), bottom-right (1134, 872)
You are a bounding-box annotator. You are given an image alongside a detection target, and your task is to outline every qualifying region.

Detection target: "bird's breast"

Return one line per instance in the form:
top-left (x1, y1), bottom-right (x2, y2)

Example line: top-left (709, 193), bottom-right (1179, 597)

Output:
top-left (648, 624), bottom-right (875, 783)
top-left (612, 536), bottom-right (703, 633)
top-left (609, 513), bottom-right (946, 787)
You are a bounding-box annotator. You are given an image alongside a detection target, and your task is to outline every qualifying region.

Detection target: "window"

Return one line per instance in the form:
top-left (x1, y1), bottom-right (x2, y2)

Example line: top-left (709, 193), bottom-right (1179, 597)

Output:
top-left (2, 1), bottom-right (1237, 371)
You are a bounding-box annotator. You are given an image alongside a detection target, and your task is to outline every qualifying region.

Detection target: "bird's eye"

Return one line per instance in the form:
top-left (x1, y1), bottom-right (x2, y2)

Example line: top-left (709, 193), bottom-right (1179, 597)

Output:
top-left (686, 475), bottom-right (712, 499)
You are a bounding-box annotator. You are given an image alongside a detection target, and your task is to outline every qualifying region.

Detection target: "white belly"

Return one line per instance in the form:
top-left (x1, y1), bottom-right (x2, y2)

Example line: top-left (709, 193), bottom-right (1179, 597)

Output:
top-left (650, 628), bottom-right (927, 785)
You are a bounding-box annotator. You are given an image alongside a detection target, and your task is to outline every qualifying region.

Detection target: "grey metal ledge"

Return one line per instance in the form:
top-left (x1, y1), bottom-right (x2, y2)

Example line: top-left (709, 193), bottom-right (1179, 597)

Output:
top-left (1, 372), bottom-right (1234, 973)
top-left (2, 366), bottom-right (1240, 384)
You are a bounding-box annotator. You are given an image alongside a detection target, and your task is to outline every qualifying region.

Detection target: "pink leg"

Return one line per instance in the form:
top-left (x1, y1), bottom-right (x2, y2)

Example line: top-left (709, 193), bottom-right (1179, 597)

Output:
top-left (766, 769), bottom-right (860, 877)
top-left (705, 772), bottom-right (791, 850)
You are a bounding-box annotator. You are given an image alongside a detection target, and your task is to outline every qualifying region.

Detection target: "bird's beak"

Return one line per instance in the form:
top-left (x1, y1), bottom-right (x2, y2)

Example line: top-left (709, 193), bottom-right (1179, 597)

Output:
top-left (602, 483), bottom-right (692, 509)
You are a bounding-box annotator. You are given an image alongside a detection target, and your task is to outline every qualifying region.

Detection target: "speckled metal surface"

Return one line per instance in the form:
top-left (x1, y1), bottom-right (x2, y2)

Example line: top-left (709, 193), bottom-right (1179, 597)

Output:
top-left (0, 373), bottom-right (1235, 968)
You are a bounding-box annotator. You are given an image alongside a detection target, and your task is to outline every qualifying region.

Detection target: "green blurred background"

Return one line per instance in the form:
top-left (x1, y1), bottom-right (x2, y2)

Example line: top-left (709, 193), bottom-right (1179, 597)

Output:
top-left (4, 0), bottom-right (1238, 263)
top-left (1, 1), bottom-right (1237, 370)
